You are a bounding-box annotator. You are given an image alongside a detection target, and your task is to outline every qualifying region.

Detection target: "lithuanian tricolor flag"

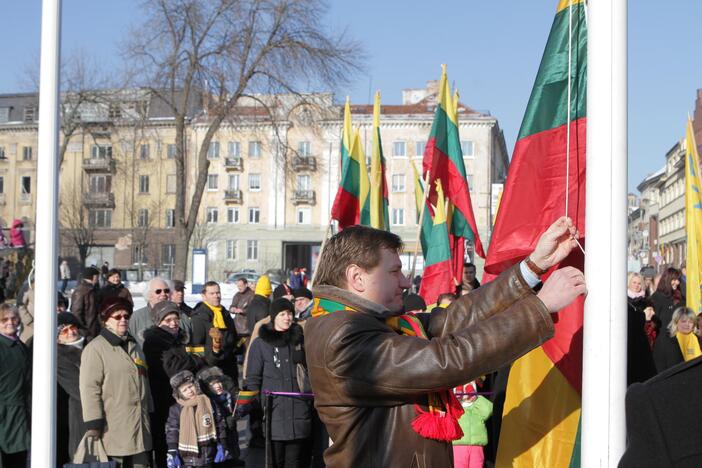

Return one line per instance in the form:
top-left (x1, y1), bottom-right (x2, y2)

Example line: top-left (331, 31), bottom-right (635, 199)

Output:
top-left (488, 1), bottom-right (587, 467)
top-left (355, 129), bottom-right (371, 225)
top-left (411, 160), bottom-right (432, 258)
top-left (331, 98), bottom-right (360, 229)
top-left (369, 91), bottom-right (390, 230)
top-left (422, 65), bottom-right (485, 260)
top-left (418, 180), bottom-right (453, 307)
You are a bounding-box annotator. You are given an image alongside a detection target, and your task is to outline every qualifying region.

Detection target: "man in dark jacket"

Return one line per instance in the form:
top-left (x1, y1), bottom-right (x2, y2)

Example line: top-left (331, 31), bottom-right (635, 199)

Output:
top-left (96, 268), bottom-right (133, 308)
top-left (190, 281), bottom-right (239, 383)
top-left (70, 267), bottom-right (100, 339)
top-left (229, 278), bottom-right (254, 335)
top-left (170, 280), bottom-right (192, 317)
top-left (305, 219), bottom-right (587, 467)
top-left (619, 357), bottom-right (702, 467)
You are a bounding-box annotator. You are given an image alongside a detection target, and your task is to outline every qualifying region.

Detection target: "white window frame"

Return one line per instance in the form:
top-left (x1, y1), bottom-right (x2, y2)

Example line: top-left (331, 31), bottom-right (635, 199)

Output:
top-left (246, 240), bottom-right (259, 261)
top-left (391, 174), bottom-right (406, 193)
top-left (248, 207), bottom-right (260, 224)
top-left (167, 143), bottom-right (176, 159)
top-left (228, 174), bottom-right (240, 191)
top-left (207, 174), bottom-right (219, 191)
top-left (207, 141), bottom-right (220, 159)
top-left (165, 209), bottom-right (175, 228)
top-left (22, 146), bottom-right (33, 161)
top-left (297, 207), bottom-right (311, 225)
top-left (391, 208), bottom-right (405, 226)
top-left (298, 141), bottom-right (311, 156)
top-left (249, 141), bottom-right (261, 159)
top-left (139, 175), bottom-right (149, 193)
top-left (248, 173), bottom-right (261, 192)
top-left (392, 141), bottom-right (406, 158)
top-left (137, 208), bottom-right (149, 227)
top-left (227, 207), bottom-right (240, 224)
top-left (206, 207), bottom-right (218, 224)
top-left (226, 240), bottom-right (238, 260)
top-left (461, 140), bottom-right (475, 158)
top-left (415, 141), bottom-right (426, 158)
top-left (139, 143), bottom-right (150, 160)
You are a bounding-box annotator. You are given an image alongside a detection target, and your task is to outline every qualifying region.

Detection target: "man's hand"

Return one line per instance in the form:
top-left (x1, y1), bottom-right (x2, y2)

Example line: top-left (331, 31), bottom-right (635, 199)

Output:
top-left (531, 217), bottom-right (580, 271)
top-left (537, 267), bottom-right (587, 312)
top-left (209, 327), bottom-right (223, 353)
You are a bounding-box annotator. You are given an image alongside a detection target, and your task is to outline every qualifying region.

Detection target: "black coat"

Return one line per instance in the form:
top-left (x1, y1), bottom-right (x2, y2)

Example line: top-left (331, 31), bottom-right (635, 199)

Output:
top-left (57, 342), bottom-right (84, 465)
top-left (0, 334), bottom-right (31, 454)
top-left (653, 333), bottom-right (701, 373)
top-left (627, 301), bottom-right (657, 385)
top-left (190, 303), bottom-right (239, 383)
top-left (96, 283), bottom-right (133, 308)
top-left (246, 295), bottom-right (271, 335)
top-left (649, 291), bottom-right (677, 331)
top-left (245, 323), bottom-right (312, 441)
top-left (619, 356), bottom-right (702, 467)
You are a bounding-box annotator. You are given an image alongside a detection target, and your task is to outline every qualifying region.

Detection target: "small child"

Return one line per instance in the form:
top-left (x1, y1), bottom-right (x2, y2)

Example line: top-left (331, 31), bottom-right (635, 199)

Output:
top-left (452, 381), bottom-right (493, 468)
top-left (166, 370), bottom-right (226, 468)
top-left (197, 366), bottom-right (246, 467)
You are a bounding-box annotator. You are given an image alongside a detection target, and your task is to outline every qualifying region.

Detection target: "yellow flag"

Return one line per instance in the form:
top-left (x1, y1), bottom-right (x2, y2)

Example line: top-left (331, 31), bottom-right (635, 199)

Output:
top-left (369, 91), bottom-right (390, 230)
top-left (352, 129), bottom-right (371, 225)
top-left (685, 117), bottom-right (702, 314)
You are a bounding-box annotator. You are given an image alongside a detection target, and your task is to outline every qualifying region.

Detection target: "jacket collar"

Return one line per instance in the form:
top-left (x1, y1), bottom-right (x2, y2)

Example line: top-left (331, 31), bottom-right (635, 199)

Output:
top-left (100, 327), bottom-right (135, 348)
top-left (311, 285), bottom-right (400, 319)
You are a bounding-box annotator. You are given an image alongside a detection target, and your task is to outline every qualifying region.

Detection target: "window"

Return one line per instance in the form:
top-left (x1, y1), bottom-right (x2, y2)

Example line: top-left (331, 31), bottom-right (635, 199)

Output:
top-left (0, 146), bottom-right (5, 159)
top-left (298, 141), bottom-right (311, 156)
top-left (296, 174), bottom-right (311, 191)
top-left (89, 209), bottom-right (112, 227)
top-left (108, 103), bottom-right (122, 119)
top-left (89, 175), bottom-right (111, 193)
top-left (166, 175), bottom-right (176, 194)
top-left (249, 141), bottom-right (261, 159)
top-left (24, 107), bottom-right (35, 122)
top-left (393, 141), bottom-right (406, 157)
top-left (228, 174), bottom-right (240, 190)
top-left (0, 176), bottom-right (4, 194)
top-left (227, 207), bottom-right (240, 223)
top-left (20, 176), bottom-right (31, 200)
top-left (91, 145), bottom-right (112, 159)
top-left (208, 242), bottom-right (218, 261)
top-left (208, 141), bottom-right (220, 159)
top-left (139, 144), bottom-right (150, 160)
top-left (248, 207), bottom-right (260, 224)
top-left (461, 140), bottom-right (475, 157)
top-left (391, 174), bottom-right (406, 193)
top-left (139, 175), bottom-right (149, 193)
top-left (248, 173), bottom-right (261, 191)
top-left (162, 244), bottom-right (176, 265)
top-left (226, 240), bottom-right (238, 260)
top-left (228, 141), bottom-right (240, 158)
top-left (165, 209), bottom-right (175, 228)
top-left (137, 208), bottom-right (149, 227)
top-left (246, 240), bottom-right (259, 261)
top-left (167, 144), bottom-right (176, 159)
top-left (207, 174), bottom-right (219, 191)
top-left (391, 208), bottom-right (405, 226)
top-left (415, 141), bottom-right (426, 157)
top-left (22, 146), bottom-right (32, 161)
top-left (466, 174), bottom-right (474, 192)
top-left (297, 208), bottom-right (311, 224)
top-left (0, 107), bottom-right (9, 123)
top-left (206, 207), bottom-right (218, 223)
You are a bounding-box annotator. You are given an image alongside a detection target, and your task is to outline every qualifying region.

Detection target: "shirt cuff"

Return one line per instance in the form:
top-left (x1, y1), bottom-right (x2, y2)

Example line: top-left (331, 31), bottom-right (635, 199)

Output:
top-left (519, 260), bottom-right (541, 288)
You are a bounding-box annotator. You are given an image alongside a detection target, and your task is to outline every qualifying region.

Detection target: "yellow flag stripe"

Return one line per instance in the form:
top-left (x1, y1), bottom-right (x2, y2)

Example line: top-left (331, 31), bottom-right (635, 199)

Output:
top-left (557, 0), bottom-right (585, 14)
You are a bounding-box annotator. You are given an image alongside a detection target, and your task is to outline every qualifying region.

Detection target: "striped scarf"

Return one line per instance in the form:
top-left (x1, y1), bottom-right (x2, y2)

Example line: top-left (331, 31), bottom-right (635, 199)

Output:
top-left (176, 394), bottom-right (218, 458)
top-left (312, 297), bottom-right (464, 442)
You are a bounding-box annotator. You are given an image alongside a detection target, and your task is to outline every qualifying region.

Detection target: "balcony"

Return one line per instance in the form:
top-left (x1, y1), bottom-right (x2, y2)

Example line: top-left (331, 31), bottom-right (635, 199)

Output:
top-left (291, 190), bottom-right (316, 205)
top-left (224, 157), bottom-right (244, 171)
top-left (84, 192), bottom-right (115, 208)
top-left (82, 157), bottom-right (115, 172)
top-left (224, 189), bottom-right (243, 204)
top-left (291, 156), bottom-right (317, 172)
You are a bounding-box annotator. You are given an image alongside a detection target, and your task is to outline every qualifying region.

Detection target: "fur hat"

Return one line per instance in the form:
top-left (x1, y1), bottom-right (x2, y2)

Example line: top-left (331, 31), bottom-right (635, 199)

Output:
top-left (293, 288), bottom-right (313, 300)
top-left (170, 370), bottom-right (200, 397)
top-left (151, 301), bottom-right (180, 325)
top-left (99, 296), bottom-right (133, 322)
top-left (196, 366), bottom-right (235, 392)
top-left (269, 297), bottom-right (294, 321)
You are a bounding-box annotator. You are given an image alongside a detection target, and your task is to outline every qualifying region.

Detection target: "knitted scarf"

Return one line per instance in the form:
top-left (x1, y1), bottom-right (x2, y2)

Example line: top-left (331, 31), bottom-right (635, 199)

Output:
top-left (176, 394), bottom-right (218, 458)
top-left (204, 301), bottom-right (227, 329)
top-left (676, 332), bottom-right (702, 362)
top-left (311, 297), bottom-right (464, 442)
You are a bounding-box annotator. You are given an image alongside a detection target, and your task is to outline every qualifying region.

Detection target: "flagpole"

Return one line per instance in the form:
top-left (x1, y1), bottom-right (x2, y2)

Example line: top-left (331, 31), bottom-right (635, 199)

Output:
top-left (32, 0), bottom-right (62, 466)
top-left (582, 0), bottom-right (628, 465)
top-left (409, 170), bottom-right (431, 284)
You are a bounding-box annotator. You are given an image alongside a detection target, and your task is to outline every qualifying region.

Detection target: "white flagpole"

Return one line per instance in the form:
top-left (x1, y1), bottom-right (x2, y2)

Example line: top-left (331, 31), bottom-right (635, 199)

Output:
top-left (32, 0), bottom-right (62, 466)
top-left (582, 0), bottom-right (628, 465)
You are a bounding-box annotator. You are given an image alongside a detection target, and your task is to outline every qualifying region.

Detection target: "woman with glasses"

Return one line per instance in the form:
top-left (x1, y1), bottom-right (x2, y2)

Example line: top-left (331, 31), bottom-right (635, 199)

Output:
top-left (80, 296), bottom-right (153, 468)
top-left (0, 304), bottom-right (30, 467)
top-left (56, 312), bottom-right (86, 465)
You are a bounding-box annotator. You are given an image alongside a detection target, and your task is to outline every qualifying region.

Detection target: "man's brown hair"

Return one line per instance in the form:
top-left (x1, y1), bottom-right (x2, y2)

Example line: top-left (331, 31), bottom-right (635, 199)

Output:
top-left (315, 225), bottom-right (403, 288)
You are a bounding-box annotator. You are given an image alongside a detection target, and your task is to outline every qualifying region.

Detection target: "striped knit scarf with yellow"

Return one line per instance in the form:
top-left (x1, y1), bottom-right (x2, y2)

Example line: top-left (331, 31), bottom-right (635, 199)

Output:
top-left (204, 301), bottom-right (227, 329)
top-left (311, 297), bottom-right (465, 442)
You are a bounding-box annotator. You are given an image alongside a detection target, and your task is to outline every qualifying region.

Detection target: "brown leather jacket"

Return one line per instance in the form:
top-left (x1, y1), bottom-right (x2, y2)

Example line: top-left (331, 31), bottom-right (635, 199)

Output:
top-left (306, 264), bottom-right (554, 468)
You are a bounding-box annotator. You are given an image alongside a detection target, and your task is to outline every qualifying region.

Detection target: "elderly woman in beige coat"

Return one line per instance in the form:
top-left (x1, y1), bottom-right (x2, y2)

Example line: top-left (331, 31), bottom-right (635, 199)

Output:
top-left (80, 296), bottom-right (153, 467)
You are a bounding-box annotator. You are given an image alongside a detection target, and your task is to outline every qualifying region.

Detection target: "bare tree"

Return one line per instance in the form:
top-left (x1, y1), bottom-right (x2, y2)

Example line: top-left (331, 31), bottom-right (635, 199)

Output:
top-left (124, 0), bottom-right (363, 278)
top-left (60, 181), bottom-right (94, 267)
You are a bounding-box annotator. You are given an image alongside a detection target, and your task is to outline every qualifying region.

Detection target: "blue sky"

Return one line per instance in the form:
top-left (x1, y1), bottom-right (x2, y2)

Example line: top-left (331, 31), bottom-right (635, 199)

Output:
top-left (1, 0), bottom-right (700, 193)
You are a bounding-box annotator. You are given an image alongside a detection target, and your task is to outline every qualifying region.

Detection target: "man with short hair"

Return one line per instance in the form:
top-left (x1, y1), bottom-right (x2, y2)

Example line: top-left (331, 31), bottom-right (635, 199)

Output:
top-left (229, 278), bottom-right (254, 335)
top-left (459, 262), bottom-right (481, 295)
top-left (190, 281), bottom-right (239, 382)
top-left (128, 277), bottom-right (171, 348)
top-left (306, 219), bottom-right (587, 467)
top-left (70, 267), bottom-right (101, 339)
top-left (293, 288), bottom-right (314, 320)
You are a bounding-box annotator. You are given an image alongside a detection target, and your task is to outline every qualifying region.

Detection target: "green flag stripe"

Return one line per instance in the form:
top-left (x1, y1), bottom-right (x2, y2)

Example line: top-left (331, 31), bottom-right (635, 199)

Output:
top-left (425, 222), bottom-right (451, 267)
top-left (518, 3), bottom-right (587, 140)
top-left (428, 106), bottom-right (467, 178)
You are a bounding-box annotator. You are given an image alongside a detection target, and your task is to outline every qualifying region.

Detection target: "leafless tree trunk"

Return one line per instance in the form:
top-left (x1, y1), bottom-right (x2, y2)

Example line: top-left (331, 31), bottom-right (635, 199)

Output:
top-left (60, 181), bottom-right (94, 267)
top-left (124, 0), bottom-right (363, 279)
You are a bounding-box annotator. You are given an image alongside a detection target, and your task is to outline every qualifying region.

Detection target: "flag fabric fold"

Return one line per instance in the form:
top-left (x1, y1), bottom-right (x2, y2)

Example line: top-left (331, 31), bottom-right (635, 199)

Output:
top-left (491, 1), bottom-right (587, 467)
top-left (686, 117), bottom-right (702, 314)
top-left (370, 91), bottom-right (390, 230)
top-left (331, 98), bottom-right (360, 229)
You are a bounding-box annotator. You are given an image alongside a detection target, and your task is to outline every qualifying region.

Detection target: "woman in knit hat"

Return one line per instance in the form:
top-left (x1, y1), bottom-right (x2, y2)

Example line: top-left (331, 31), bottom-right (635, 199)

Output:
top-left (245, 298), bottom-right (312, 468)
top-left (79, 296), bottom-right (153, 467)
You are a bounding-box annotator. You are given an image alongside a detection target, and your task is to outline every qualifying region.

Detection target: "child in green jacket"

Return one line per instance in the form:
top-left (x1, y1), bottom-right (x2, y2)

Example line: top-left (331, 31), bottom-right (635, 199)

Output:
top-left (453, 382), bottom-right (493, 468)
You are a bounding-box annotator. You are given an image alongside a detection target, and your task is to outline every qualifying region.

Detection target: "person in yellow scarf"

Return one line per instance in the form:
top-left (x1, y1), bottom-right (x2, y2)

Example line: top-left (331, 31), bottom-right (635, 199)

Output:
top-left (653, 307), bottom-right (702, 372)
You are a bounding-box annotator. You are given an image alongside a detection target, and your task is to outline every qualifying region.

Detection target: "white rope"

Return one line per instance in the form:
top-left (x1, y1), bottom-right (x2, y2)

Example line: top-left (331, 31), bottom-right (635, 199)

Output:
top-left (565, 0), bottom-right (573, 220)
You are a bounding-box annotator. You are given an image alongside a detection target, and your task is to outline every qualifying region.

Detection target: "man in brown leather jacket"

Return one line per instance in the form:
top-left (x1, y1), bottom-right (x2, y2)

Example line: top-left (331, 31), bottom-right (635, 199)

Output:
top-left (306, 217), bottom-right (586, 467)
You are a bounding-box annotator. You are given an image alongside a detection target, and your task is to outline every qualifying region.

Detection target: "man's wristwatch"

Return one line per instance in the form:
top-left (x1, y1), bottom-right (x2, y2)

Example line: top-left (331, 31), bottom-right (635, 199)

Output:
top-left (525, 257), bottom-right (548, 277)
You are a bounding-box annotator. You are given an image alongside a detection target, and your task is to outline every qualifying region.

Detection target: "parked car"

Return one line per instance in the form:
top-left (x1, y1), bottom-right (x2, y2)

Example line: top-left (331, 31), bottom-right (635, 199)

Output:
top-left (225, 271), bottom-right (260, 285)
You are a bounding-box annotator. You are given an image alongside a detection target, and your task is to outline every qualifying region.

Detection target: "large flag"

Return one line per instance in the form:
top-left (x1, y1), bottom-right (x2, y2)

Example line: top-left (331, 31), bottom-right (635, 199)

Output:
top-left (369, 91), bottom-right (390, 230)
top-left (331, 99), bottom-right (361, 228)
top-left (422, 65), bottom-right (485, 259)
top-left (686, 117), bottom-right (702, 314)
top-left (356, 129), bottom-right (371, 225)
top-left (418, 180), bottom-right (453, 306)
top-left (490, 1), bottom-right (587, 467)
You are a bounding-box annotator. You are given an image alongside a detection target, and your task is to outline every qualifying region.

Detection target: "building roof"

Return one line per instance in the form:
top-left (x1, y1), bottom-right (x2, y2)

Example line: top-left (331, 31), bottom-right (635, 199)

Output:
top-left (0, 93), bottom-right (39, 124)
top-left (636, 165), bottom-right (665, 193)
